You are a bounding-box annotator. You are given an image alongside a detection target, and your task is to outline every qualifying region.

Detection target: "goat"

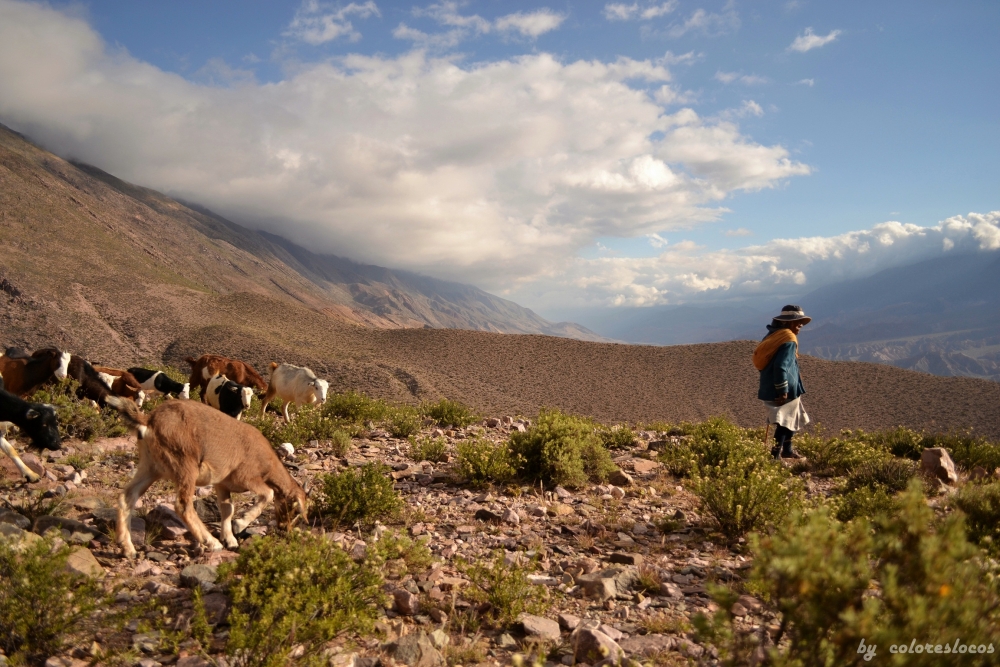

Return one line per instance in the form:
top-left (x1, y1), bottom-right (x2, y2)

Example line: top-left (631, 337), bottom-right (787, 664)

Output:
top-left (105, 396), bottom-right (308, 559)
top-left (0, 374), bottom-right (62, 482)
top-left (0, 347), bottom-right (70, 396)
top-left (205, 373), bottom-right (253, 420)
top-left (127, 368), bottom-right (190, 399)
top-left (263, 362), bottom-right (330, 422)
top-left (184, 354), bottom-right (267, 401)
top-left (93, 365), bottom-right (146, 406)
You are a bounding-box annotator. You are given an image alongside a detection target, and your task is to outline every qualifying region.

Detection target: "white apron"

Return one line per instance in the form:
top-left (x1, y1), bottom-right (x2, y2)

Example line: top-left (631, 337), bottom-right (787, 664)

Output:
top-left (763, 396), bottom-right (810, 432)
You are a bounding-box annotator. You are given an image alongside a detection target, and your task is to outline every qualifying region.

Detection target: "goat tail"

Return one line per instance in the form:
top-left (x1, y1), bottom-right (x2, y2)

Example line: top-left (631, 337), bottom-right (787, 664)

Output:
top-left (105, 395), bottom-right (150, 439)
top-left (184, 356), bottom-right (198, 366)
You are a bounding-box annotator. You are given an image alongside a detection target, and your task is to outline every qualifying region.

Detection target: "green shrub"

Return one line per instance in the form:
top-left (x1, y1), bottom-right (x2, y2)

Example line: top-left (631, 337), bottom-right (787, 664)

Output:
top-left (689, 443), bottom-right (802, 540)
top-left (367, 530), bottom-right (433, 576)
top-left (422, 398), bottom-right (479, 428)
top-left (329, 429), bottom-right (353, 457)
top-left (599, 424), bottom-right (636, 450)
top-left (699, 481), bottom-right (1000, 665)
top-left (689, 416), bottom-right (746, 450)
top-left (460, 550), bottom-right (549, 627)
top-left (856, 426), bottom-right (925, 460)
top-left (953, 481), bottom-right (1000, 553)
top-left (834, 486), bottom-right (899, 523)
top-left (244, 404), bottom-right (342, 449)
top-left (409, 434), bottom-right (449, 463)
top-left (312, 463), bottom-right (403, 530)
top-left (323, 391), bottom-right (392, 424)
top-left (0, 536), bottom-right (104, 664)
top-left (793, 432), bottom-right (886, 476)
top-left (220, 530), bottom-right (385, 667)
top-left (845, 457), bottom-right (917, 494)
top-left (28, 379), bottom-right (127, 441)
top-left (658, 417), bottom-right (764, 478)
top-left (508, 408), bottom-right (616, 489)
top-left (388, 407), bottom-right (422, 438)
top-left (455, 436), bottom-right (516, 487)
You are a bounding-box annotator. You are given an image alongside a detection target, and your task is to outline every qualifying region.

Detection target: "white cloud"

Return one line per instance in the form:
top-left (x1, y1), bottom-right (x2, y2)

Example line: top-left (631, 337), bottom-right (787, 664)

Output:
top-left (725, 228), bottom-right (752, 237)
top-left (797, 78), bottom-right (814, 86)
top-left (789, 27), bottom-right (841, 53)
top-left (495, 10), bottom-right (566, 37)
top-left (285, 0), bottom-right (380, 45)
top-left (398, 2), bottom-right (564, 47)
top-left (0, 0), bottom-right (809, 296)
top-left (715, 71), bottom-right (767, 85)
top-left (509, 212), bottom-right (1000, 308)
top-left (668, 1), bottom-right (740, 37)
top-left (604, 2), bottom-right (677, 21)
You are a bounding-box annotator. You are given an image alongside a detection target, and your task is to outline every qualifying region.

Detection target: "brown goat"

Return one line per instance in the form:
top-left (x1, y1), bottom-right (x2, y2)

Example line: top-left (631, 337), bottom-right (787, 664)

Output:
top-left (106, 396), bottom-right (308, 558)
top-left (184, 354), bottom-right (267, 401)
top-left (93, 365), bottom-right (146, 403)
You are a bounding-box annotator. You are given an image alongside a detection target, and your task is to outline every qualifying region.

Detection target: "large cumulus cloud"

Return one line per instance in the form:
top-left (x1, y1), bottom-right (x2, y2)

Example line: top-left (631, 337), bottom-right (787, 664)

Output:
top-left (0, 0), bottom-right (809, 292)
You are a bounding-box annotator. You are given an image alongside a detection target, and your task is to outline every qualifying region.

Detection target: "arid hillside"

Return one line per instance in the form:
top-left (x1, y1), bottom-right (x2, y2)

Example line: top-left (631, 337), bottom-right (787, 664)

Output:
top-left (2, 123), bottom-right (999, 437)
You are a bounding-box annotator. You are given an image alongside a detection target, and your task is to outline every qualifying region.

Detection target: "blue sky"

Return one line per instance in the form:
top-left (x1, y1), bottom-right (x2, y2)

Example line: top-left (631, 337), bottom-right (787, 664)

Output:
top-left (1, 0), bottom-right (997, 312)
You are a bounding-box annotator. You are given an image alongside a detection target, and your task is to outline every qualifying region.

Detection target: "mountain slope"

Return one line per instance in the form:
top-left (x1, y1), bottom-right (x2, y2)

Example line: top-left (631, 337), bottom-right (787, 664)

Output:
top-left (0, 123), bottom-right (601, 359)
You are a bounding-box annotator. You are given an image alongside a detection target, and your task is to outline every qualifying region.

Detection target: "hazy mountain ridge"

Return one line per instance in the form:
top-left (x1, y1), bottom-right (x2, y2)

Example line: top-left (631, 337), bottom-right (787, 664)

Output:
top-left (552, 251), bottom-right (1000, 382)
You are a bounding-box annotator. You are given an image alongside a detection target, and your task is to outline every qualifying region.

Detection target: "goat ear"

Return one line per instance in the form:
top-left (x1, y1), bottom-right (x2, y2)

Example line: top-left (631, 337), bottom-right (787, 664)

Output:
top-left (25, 408), bottom-right (39, 420)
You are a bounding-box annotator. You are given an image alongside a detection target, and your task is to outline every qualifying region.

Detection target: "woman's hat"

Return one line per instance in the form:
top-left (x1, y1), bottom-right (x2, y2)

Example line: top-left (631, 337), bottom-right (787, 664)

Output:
top-left (772, 305), bottom-right (811, 324)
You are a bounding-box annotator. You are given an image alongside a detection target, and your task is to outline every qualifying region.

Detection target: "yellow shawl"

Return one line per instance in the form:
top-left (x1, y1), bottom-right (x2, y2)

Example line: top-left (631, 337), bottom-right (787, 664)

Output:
top-left (752, 329), bottom-right (798, 371)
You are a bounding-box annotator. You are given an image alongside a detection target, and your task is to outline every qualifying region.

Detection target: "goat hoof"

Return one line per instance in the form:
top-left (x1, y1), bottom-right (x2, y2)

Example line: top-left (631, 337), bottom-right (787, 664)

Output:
top-left (206, 538), bottom-right (224, 552)
top-left (23, 471), bottom-right (40, 483)
top-left (225, 538), bottom-right (239, 549)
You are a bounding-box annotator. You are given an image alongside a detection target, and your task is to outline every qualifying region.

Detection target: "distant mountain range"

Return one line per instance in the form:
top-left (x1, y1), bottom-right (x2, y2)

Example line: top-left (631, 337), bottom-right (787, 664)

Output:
top-left (555, 251), bottom-right (1000, 382)
top-left (0, 122), bottom-right (601, 364)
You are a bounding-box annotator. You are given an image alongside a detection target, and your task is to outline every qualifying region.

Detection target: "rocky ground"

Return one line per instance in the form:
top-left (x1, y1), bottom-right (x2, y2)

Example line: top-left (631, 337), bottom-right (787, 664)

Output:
top-left (0, 417), bottom-right (865, 667)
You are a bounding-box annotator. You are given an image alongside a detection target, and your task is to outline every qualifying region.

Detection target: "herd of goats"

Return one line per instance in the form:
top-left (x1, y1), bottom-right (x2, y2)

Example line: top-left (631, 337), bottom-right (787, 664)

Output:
top-left (0, 348), bottom-right (327, 558)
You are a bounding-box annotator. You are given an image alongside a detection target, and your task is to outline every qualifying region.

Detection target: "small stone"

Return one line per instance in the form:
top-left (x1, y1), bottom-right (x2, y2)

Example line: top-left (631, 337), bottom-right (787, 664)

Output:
top-left (519, 614), bottom-right (561, 642)
top-left (428, 608), bottom-right (448, 623)
top-left (429, 629), bottom-right (450, 649)
top-left (737, 595), bottom-right (762, 613)
top-left (558, 613), bottom-right (581, 631)
top-left (65, 547), bottom-right (104, 578)
top-left (598, 624), bottom-right (623, 641)
top-left (501, 508), bottom-right (520, 526)
top-left (33, 516), bottom-right (98, 541)
top-left (474, 509), bottom-right (502, 523)
top-left (609, 553), bottom-right (643, 567)
top-left (970, 466), bottom-right (988, 481)
top-left (659, 582), bottom-right (683, 598)
top-left (278, 442), bottom-right (295, 458)
top-left (498, 633), bottom-right (518, 649)
top-left (176, 657), bottom-right (211, 667)
top-left (529, 505), bottom-right (548, 517)
top-left (631, 523), bottom-right (648, 536)
top-left (351, 540), bottom-right (367, 560)
top-left (394, 589), bottom-right (421, 616)
top-left (180, 564), bottom-right (218, 588)
top-left (194, 497), bottom-right (221, 524)
top-left (631, 459), bottom-right (661, 474)
top-left (548, 503), bottom-right (574, 516)
top-left (388, 632), bottom-right (445, 667)
top-left (609, 486), bottom-right (626, 500)
top-left (608, 470), bottom-right (634, 487)
top-left (571, 627), bottom-right (624, 665)
top-left (619, 634), bottom-right (675, 657)
top-left (0, 510), bottom-right (30, 530)
top-left (146, 551), bottom-right (169, 563)
top-left (731, 602), bottom-right (748, 617)
top-left (554, 486), bottom-right (573, 499)
top-left (202, 592), bottom-right (230, 625)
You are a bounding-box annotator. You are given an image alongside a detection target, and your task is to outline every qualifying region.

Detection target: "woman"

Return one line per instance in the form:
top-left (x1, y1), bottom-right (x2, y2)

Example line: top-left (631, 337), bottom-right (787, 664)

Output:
top-left (752, 305), bottom-right (811, 459)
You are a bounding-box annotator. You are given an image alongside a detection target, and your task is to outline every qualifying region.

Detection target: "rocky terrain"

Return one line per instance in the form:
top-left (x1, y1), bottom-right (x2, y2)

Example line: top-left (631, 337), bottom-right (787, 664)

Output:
top-left (0, 415), bottom-right (794, 667)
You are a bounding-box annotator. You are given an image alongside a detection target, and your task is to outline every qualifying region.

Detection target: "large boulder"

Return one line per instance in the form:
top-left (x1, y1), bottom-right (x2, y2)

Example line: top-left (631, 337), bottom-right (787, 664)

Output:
top-left (921, 448), bottom-right (958, 485)
top-left (65, 547), bottom-right (104, 578)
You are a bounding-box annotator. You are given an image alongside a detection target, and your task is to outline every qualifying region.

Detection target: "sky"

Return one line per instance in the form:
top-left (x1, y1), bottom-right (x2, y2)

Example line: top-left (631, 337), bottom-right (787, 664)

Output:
top-left (0, 0), bottom-right (997, 317)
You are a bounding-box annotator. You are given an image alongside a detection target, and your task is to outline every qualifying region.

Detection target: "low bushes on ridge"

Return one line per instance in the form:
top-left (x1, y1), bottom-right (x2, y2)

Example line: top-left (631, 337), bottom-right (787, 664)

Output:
top-left (508, 408), bottom-right (616, 489)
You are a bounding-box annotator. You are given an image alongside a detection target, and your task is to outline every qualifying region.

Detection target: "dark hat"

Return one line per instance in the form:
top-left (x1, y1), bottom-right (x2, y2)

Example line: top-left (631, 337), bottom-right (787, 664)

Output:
top-left (772, 304), bottom-right (811, 324)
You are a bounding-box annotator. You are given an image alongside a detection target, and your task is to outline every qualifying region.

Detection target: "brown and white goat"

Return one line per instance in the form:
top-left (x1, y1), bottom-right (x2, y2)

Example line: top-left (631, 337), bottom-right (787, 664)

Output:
top-left (105, 396), bottom-right (308, 558)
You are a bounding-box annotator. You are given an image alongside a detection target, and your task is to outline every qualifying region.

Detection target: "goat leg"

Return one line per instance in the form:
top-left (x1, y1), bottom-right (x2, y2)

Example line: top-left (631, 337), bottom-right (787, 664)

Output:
top-left (232, 485), bottom-right (275, 534)
top-left (118, 464), bottom-right (157, 559)
top-left (0, 433), bottom-right (40, 483)
top-left (216, 486), bottom-right (239, 548)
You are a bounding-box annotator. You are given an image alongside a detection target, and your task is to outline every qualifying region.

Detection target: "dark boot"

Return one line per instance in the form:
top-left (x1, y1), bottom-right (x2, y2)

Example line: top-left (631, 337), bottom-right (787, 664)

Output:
top-left (780, 436), bottom-right (803, 459)
top-left (770, 442), bottom-right (781, 459)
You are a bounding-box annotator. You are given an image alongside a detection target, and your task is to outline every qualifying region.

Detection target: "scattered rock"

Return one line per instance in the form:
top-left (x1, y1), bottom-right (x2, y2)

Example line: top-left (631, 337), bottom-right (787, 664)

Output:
top-left (620, 634), bottom-right (675, 657)
top-left (202, 592), bottom-right (230, 625)
top-left (176, 657), bottom-right (210, 667)
top-left (577, 567), bottom-right (638, 601)
top-left (194, 497), bottom-right (221, 524)
top-left (571, 626), bottom-right (624, 665)
top-left (731, 602), bottom-right (748, 617)
top-left (609, 552), bottom-right (643, 567)
top-left (501, 508), bottom-right (520, 526)
top-left (180, 564), bottom-right (218, 588)
top-left (0, 509), bottom-right (30, 529)
top-left (278, 442), bottom-right (295, 458)
top-left (33, 515), bottom-right (99, 543)
top-left (394, 589), bottom-right (421, 616)
top-left (387, 632), bottom-right (445, 667)
top-left (558, 613), bottom-right (581, 631)
top-left (659, 582), bottom-right (683, 598)
top-left (497, 633), bottom-right (518, 649)
top-left (737, 595), bottom-right (762, 613)
top-left (429, 629), bottom-right (450, 649)
top-left (631, 459), bottom-right (661, 474)
top-left (970, 466), bottom-right (988, 481)
top-left (608, 470), bottom-right (633, 487)
top-left (65, 547), bottom-right (104, 578)
top-left (518, 614), bottom-right (561, 642)
top-left (921, 447), bottom-right (958, 485)
top-left (474, 509), bottom-right (502, 523)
